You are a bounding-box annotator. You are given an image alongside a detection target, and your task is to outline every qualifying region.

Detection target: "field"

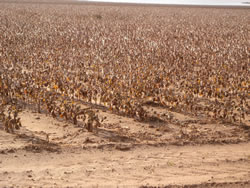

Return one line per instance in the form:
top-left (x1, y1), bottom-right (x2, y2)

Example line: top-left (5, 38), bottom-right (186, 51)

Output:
top-left (0, 1), bottom-right (250, 187)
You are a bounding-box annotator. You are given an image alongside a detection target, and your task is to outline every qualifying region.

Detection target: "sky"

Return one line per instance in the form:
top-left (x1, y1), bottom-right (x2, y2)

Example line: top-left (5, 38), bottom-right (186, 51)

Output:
top-left (84, 0), bottom-right (250, 6)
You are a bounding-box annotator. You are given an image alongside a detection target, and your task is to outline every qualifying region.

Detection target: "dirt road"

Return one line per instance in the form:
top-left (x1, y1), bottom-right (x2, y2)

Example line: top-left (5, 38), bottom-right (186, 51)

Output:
top-left (0, 105), bottom-right (250, 187)
top-left (1, 141), bottom-right (250, 187)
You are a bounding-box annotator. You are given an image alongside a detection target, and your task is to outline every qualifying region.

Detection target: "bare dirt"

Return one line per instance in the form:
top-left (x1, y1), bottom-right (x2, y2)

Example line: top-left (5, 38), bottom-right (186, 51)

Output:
top-left (0, 104), bottom-right (250, 187)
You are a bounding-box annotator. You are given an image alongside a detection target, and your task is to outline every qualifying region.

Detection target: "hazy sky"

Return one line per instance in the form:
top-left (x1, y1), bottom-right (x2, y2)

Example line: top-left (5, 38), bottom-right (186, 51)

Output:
top-left (85, 0), bottom-right (250, 6)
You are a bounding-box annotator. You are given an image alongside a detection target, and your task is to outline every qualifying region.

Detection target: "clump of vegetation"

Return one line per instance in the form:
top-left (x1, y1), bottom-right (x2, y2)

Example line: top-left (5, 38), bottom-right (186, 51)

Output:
top-left (0, 98), bottom-right (22, 133)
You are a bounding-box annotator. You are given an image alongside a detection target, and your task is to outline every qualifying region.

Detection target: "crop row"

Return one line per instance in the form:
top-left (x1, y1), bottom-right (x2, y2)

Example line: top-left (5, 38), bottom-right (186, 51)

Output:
top-left (0, 3), bottom-right (249, 132)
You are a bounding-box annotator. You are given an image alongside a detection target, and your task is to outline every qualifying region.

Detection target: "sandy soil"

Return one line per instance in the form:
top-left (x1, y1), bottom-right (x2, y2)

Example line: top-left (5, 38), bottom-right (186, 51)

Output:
top-left (0, 1), bottom-right (249, 187)
top-left (1, 142), bottom-right (250, 187)
top-left (0, 104), bottom-right (249, 187)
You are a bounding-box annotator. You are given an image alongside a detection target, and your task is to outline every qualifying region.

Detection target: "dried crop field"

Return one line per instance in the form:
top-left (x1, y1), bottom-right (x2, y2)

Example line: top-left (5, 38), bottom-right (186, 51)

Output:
top-left (0, 1), bottom-right (250, 187)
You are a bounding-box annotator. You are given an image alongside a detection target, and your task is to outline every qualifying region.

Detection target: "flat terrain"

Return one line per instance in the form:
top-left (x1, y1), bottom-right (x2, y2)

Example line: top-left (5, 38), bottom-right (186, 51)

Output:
top-left (0, 109), bottom-right (250, 187)
top-left (0, 1), bottom-right (249, 187)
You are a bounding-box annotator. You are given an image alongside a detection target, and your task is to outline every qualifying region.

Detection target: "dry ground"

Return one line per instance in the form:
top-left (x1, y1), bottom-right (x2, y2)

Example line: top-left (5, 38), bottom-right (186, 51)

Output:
top-left (0, 1), bottom-right (250, 187)
top-left (0, 104), bottom-right (249, 187)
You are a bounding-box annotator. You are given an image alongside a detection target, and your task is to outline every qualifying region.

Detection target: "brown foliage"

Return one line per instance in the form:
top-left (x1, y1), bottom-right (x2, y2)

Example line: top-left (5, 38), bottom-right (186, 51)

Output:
top-left (0, 4), bottom-right (249, 132)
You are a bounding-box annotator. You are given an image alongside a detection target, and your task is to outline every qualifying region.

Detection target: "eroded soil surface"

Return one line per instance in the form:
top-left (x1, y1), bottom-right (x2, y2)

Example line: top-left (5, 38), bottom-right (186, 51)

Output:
top-left (0, 106), bottom-right (249, 187)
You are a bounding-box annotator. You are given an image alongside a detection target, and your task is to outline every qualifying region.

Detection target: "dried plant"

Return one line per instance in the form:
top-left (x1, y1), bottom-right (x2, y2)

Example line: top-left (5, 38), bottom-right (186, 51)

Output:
top-left (0, 4), bottom-right (249, 133)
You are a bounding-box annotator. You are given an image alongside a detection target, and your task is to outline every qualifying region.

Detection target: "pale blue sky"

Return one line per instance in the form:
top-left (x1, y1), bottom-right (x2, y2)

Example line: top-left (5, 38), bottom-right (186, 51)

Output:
top-left (84, 0), bottom-right (250, 6)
